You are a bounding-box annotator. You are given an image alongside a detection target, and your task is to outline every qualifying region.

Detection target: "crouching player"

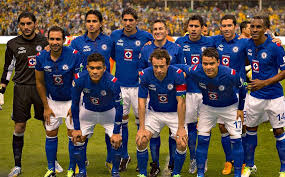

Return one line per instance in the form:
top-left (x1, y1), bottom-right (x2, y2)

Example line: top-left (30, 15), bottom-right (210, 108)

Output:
top-left (136, 49), bottom-right (187, 177)
top-left (35, 26), bottom-right (82, 177)
top-left (177, 47), bottom-right (246, 177)
top-left (71, 53), bottom-right (123, 177)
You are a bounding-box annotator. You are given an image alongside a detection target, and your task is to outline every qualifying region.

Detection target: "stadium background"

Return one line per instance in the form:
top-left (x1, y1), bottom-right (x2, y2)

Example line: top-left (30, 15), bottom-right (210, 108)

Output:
top-left (1, 0), bottom-right (285, 176)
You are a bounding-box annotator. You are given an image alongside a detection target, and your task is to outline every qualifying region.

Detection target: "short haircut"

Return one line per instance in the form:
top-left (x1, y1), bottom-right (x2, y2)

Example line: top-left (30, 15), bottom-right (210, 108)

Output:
top-left (150, 49), bottom-right (170, 65)
top-left (202, 47), bottom-right (219, 61)
top-left (48, 26), bottom-right (65, 39)
top-left (240, 20), bottom-right (250, 32)
top-left (262, 15), bottom-right (270, 29)
top-left (221, 14), bottom-right (237, 26)
top-left (85, 10), bottom-right (103, 23)
top-left (153, 19), bottom-right (167, 29)
top-left (252, 15), bottom-right (266, 28)
top-left (18, 11), bottom-right (36, 23)
top-left (187, 15), bottom-right (204, 26)
top-left (202, 23), bottom-right (207, 27)
top-left (87, 53), bottom-right (105, 66)
top-left (122, 7), bottom-right (138, 20)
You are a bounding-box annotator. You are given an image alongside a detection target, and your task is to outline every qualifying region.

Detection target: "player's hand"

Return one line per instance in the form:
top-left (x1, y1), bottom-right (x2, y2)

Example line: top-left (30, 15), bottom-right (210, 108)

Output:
top-left (247, 79), bottom-right (267, 91)
top-left (272, 37), bottom-right (282, 46)
top-left (44, 107), bottom-right (55, 125)
top-left (237, 110), bottom-right (244, 123)
top-left (110, 134), bottom-right (122, 149)
top-left (67, 108), bottom-right (72, 125)
top-left (44, 45), bottom-right (50, 51)
top-left (176, 127), bottom-right (188, 147)
top-left (136, 128), bottom-right (149, 147)
top-left (72, 130), bottom-right (82, 143)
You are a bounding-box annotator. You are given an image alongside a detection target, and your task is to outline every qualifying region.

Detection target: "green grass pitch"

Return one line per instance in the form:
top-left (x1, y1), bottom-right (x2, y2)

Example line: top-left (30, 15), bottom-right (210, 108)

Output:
top-left (0, 44), bottom-right (284, 177)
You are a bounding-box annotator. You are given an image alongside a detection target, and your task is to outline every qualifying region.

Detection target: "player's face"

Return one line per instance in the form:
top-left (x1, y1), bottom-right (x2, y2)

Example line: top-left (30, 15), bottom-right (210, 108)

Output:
top-left (202, 56), bottom-right (219, 78)
top-left (187, 20), bottom-right (202, 41)
top-left (153, 22), bottom-right (168, 41)
top-left (243, 24), bottom-right (251, 37)
top-left (122, 14), bottom-right (137, 33)
top-left (201, 25), bottom-right (209, 36)
top-left (85, 14), bottom-right (101, 33)
top-left (87, 61), bottom-right (106, 83)
top-left (18, 17), bottom-right (36, 37)
top-left (220, 19), bottom-right (236, 40)
top-left (250, 19), bottom-right (266, 41)
top-left (48, 31), bottom-right (64, 52)
top-left (152, 57), bottom-right (169, 80)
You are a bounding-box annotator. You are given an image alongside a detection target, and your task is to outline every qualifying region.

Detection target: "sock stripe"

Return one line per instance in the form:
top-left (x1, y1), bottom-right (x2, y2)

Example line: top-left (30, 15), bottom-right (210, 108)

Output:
top-left (13, 132), bottom-right (24, 137)
top-left (246, 130), bottom-right (257, 136)
top-left (221, 133), bottom-right (230, 137)
top-left (276, 133), bottom-right (285, 141)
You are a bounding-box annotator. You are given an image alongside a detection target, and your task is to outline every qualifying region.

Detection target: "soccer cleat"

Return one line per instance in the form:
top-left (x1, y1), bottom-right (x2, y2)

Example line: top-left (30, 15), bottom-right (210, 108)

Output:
top-left (75, 164), bottom-right (79, 174)
top-left (189, 159), bottom-right (197, 174)
top-left (85, 160), bottom-right (89, 167)
top-left (55, 160), bottom-right (63, 173)
top-left (168, 163), bottom-right (174, 174)
top-left (8, 166), bottom-right (21, 177)
top-left (280, 171), bottom-right (285, 177)
top-left (119, 156), bottom-right (131, 172)
top-left (44, 169), bottom-right (56, 177)
top-left (112, 173), bottom-right (120, 177)
top-left (222, 161), bottom-right (233, 175)
top-left (204, 159), bottom-right (208, 173)
top-left (66, 169), bottom-right (75, 177)
top-left (172, 175), bottom-right (181, 177)
top-left (197, 174), bottom-right (205, 177)
top-left (105, 161), bottom-right (113, 173)
top-left (136, 165), bottom-right (139, 172)
top-left (149, 162), bottom-right (161, 177)
top-left (137, 174), bottom-right (146, 177)
top-left (241, 165), bottom-right (257, 177)
top-left (241, 164), bottom-right (246, 174)
top-left (75, 172), bottom-right (86, 177)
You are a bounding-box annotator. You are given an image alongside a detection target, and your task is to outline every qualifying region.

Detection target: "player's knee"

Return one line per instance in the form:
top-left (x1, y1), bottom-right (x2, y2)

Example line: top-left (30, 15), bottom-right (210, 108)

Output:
top-left (176, 141), bottom-right (187, 151)
top-left (273, 128), bottom-right (284, 136)
top-left (123, 115), bottom-right (129, 120)
top-left (46, 129), bottom-right (58, 137)
top-left (137, 140), bottom-right (148, 150)
top-left (242, 125), bottom-right (247, 134)
top-left (219, 124), bottom-right (228, 133)
top-left (67, 129), bottom-right (73, 137)
top-left (246, 126), bottom-right (258, 132)
top-left (14, 123), bottom-right (26, 134)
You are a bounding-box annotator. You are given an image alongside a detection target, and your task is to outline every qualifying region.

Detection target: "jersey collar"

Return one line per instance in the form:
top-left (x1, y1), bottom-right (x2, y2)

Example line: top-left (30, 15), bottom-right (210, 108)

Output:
top-left (84, 32), bottom-right (103, 42)
top-left (121, 27), bottom-right (140, 39)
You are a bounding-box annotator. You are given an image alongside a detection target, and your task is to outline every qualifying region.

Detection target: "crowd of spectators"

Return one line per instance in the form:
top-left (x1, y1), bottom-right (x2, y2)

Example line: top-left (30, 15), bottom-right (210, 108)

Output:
top-left (1, 0), bottom-right (285, 37)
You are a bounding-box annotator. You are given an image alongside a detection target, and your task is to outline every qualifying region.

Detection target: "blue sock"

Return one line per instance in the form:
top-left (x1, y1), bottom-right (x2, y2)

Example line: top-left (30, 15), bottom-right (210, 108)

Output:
top-left (231, 138), bottom-right (243, 176)
top-left (83, 138), bottom-right (88, 163)
top-left (276, 133), bottom-right (285, 172)
top-left (196, 135), bottom-right (210, 175)
top-left (188, 122), bottom-right (197, 160)
top-left (45, 136), bottom-right (58, 171)
top-left (68, 138), bottom-right (76, 171)
top-left (241, 133), bottom-right (247, 164)
top-left (111, 145), bottom-right (122, 175)
top-left (74, 142), bottom-right (86, 174)
top-left (122, 121), bottom-right (129, 159)
top-left (137, 148), bottom-right (148, 176)
top-left (150, 136), bottom-right (160, 166)
top-left (105, 134), bottom-right (112, 163)
top-left (221, 133), bottom-right (232, 162)
top-left (244, 130), bottom-right (257, 167)
top-left (172, 149), bottom-right (186, 175)
top-left (169, 136), bottom-right (176, 166)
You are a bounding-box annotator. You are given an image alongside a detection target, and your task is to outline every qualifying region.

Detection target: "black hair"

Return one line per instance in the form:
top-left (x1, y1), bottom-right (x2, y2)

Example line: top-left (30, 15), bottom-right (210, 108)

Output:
top-left (18, 11), bottom-right (36, 23)
top-left (221, 14), bottom-right (237, 26)
top-left (48, 26), bottom-right (66, 39)
top-left (202, 47), bottom-right (219, 61)
top-left (150, 49), bottom-right (170, 65)
top-left (122, 7), bottom-right (138, 20)
top-left (87, 53), bottom-right (105, 66)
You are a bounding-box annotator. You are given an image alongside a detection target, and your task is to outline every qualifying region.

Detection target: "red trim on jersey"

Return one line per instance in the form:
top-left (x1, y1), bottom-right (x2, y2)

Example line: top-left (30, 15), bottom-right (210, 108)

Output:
top-left (73, 49), bottom-right (78, 54)
top-left (74, 73), bottom-right (79, 79)
top-left (192, 65), bottom-right (198, 71)
top-left (231, 69), bottom-right (236, 75)
top-left (112, 77), bottom-right (118, 83)
top-left (140, 71), bottom-right (144, 76)
top-left (176, 84), bottom-right (186, 91)
top-left (36, 52), bottom-right (40, 56)
top-left (176, 69), bottom-right (183, 74)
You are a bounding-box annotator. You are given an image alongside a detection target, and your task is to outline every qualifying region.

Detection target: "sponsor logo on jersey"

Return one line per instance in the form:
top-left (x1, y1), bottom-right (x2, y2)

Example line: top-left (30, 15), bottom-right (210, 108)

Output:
top-left (44, 65), bottom-right (52, 72)
top-left (83, 88), bottom-right (90, 93)
top-left (158, 94), bottom-right (168, 103)
top-left (83, 45), bottom-right (91, 52)
top-left (62, 64), bottom-right (69, 70)
top-left (53, 74), bottom-right (63, 85)
top-left (252, 60), bottom-right (259, 73)
top-left (101, 90), bottom-right (107, 96)
top-left (218, 85), bottom-right (225, 91)
top-left (247, 49), bottom-right (252, 56)
top-left (261, 52), bottom-right (267, 59)
top-left (28, 56), bottom-right (36, 68)
top-left (199, 82), bottom-right (206, 89)
top-left (217, 44), bottom-right (224, 51)
top-left (135, 40), bottom-right (141, 46)
top-left (36, 45), bottom-right (42, 52)
top-left (183, 45), bottom-right (190, 52)
top-left (208, 91), bottom-right (218, 100)
top-left (18, 47), bottom-right (26, 54)
top-left (191, 54), bottom-right (200, 65)
top-left (124, 49), bottom-right (133, 61)
top-left (222, 55), bottom-right (230, 66)
top-left (167, 84), bottom-right (174, 90)
top-left (149, 84), bottom-right (156, 91)
top-left (102, 44), bottom-right (107, 50)
top-left (90, 97), bottom-right (100, 105)
top-left (117, 39), bottom-right (124, 46)
top-left (232, 46), bottom-right (239, 53)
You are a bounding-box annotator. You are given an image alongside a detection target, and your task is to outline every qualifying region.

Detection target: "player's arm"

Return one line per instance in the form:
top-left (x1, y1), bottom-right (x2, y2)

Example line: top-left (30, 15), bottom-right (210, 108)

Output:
top-left (177, 46), bottom-right (186, 65)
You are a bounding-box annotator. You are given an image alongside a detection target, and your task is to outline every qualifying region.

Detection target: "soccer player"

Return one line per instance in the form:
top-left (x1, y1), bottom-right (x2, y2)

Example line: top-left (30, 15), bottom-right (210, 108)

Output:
top-left (242, 16), bottom-right (285, 177)
top-left (0, 12), bottom-right (62, 177)
top-left (138, 19), bottom-right (185, 176)
top-left (177, 47), bottom-right (246, 177)
top-left (175, 15), bottom-right (215, 174)
top-left (110, 7), bottom-right (153, 171)
top-left (35, 26), bottom-right (82, 177)
top-left (71, 53), bottom-right (123, 177)
top-left (239, 21), bottom-right (251, 39)
top-left (201, 23), bottom-right (209, 36)
top-left (136, 49), bottom-right (187, 177)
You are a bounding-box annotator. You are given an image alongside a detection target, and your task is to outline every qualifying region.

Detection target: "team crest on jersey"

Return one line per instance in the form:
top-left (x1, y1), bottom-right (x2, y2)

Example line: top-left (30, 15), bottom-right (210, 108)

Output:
top-left (232, 46), bottom-right (239, 53)
top-left (199, 82), bottom-right (206, 89)
top-left (149, 84), bottom-right (156, 91)
top-left (158, 94), bottom-right (168, 103)
top-left (18, 47), bottom-right (26, 54)
top-left (101, 90), bottom-right (107, 96)
top-left (201, 46), bottom-right (206, 52)
top-left (217, 44), bottom-right (224, 51)
top-left (44, 66), bottom-right (52, 72)
top-left (135, 40), bottom-right (141, 46)
top-left (53, 74), bottom-right (63, 85)
top-left (28, 56), bottom-right (36, 68)
top-left (83, 45), bottom-right (91, 52)
top-left (183, 45), bottom-right (190, 52)
top-left (101, 44), bottom-right (107, 50)
top-left (221, 55), bottom-right (230, 66)
top-left (117, 39), bottom-right (124, 46)
top-left (36, 45), bottom-right (42, 52)
top-left (247, 49), bottom-right (252, 56)
top-left (261, 52), bottom-right (267, 59)
top-left (252, 60), bottom-right (259, 73)
top-left (218, 85), bottom-right (225, 91)
top-left (83, 88), bottom-right (90, 93)
top-left (90, 97), bottom-right (99, 105)
top-left (167, 84), bottom-right (174, 90)
top-left (191, 54), bottom-right (200, 65)
top-left (208, 91), bottom-right (218, 100)
top-left (124, 49), bottom-right (133, 61)
top-left (62, 64), bottom-right (69, 70)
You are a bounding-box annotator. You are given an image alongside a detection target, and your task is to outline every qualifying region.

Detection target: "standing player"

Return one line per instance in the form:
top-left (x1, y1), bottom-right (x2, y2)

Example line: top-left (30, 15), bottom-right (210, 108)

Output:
top-left (177, 47), bottom-right (246, 177)
top-left (138, 19), bottom-right (185, 176)
top-left (0, 12), bottom-right (62, 177)
top-left (35, 26), bottom-right (82, 177)
top-left (175, 15), bottom-right (214, 174)
top-left (71, 53), bottom-right (123, 177)
top-left (242, 16), bottom-right (285, 177)
top-left (136, 49), bottom-right (187, 177)
top-left (239, 21), bottom-right (251, 39)
top-left (110, 7), bottom-right (153, 171)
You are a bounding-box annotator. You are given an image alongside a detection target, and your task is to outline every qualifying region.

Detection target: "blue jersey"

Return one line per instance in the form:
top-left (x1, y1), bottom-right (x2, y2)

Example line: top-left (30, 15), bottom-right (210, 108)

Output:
top-left (246, 36), bottom-right (285, 99)
top-left (71, 70), bottom-right (123, 133)
top-left (175, 35), bottom-right (215, 93)
top-left (178, 64), bottom-right (246, 110)
top-left (138, 40), bottom-right (185, 70)
top-left (138, 65), bottom-right (186, 112)
top-left (110, 28), bottom-right (153, 87)
top-left (70, 32), bottom-right (112, 72)
top-left (212, 34), bottom-right (248, 80)
top-left (35, 46), bottom-right (82, 101)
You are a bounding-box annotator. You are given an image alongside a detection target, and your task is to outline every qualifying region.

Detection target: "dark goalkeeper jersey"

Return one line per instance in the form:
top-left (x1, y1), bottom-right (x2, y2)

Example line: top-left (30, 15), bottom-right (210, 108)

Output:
top-left (1, 34), bottom-right (48, 85)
